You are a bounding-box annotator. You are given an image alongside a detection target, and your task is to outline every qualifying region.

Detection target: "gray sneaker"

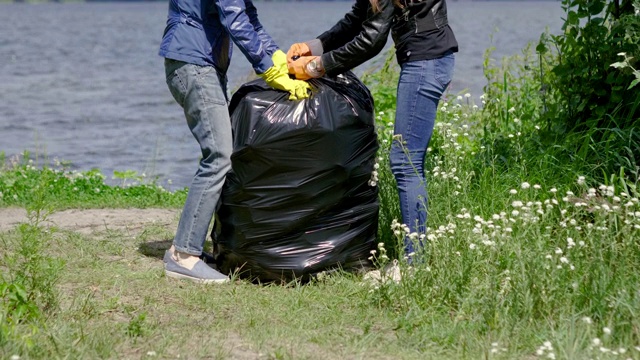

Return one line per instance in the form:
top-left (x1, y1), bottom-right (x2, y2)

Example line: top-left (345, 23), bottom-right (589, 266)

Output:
top-left (163, 250), bottom-right (172, 263)
top-left (165, 255), bottom-right (229, 284)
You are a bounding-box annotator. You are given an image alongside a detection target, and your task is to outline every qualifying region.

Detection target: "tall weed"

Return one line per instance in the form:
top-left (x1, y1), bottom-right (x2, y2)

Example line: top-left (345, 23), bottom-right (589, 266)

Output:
top-left (0, 170), bottom-right (64, 353)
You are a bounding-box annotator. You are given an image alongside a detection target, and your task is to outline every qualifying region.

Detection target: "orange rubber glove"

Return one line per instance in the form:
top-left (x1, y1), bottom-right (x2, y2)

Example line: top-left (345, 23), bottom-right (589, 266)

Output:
top-left (286, 42), bottom-right (312, 63)
top-left (288, 56), bottom-right (325, 81)
top-left (288, 56), bottom-right (314, 80)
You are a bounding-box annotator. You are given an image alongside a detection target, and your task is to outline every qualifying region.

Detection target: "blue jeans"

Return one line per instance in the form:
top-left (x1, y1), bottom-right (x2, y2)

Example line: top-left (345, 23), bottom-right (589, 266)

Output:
top-left (390, 53), bottom-right (455, 255)
top-left (165, 59), bottom-right (233, 256)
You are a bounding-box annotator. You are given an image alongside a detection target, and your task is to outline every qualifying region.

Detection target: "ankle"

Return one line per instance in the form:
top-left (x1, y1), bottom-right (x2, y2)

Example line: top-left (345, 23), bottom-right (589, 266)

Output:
top-left (174, 250), bottom-right (201, 269)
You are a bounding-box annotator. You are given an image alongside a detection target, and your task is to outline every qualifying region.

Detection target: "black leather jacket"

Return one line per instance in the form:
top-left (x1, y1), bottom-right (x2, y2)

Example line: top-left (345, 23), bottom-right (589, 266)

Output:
top-left (392, 0), bottom-right (450, 49)
top-left (312, 0), bottom-right (449, 76)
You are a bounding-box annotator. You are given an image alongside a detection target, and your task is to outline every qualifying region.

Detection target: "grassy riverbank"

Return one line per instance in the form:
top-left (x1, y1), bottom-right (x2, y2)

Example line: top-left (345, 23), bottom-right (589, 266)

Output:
top-left (3, 22), bottom-right (640, 360)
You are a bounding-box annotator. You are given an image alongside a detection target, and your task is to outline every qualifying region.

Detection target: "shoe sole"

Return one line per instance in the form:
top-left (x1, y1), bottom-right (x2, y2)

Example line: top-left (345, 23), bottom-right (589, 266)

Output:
top-left (165, 270), bottom-right (230, 284)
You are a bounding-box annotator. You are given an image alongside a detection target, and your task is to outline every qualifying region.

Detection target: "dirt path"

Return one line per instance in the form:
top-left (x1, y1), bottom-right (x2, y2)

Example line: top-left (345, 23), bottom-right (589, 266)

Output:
top-left (0, 207), bottom-right (179, 234)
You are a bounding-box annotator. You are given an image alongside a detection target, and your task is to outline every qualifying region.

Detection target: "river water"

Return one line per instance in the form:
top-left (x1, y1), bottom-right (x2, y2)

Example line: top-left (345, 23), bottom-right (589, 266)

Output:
top-left (0, 1), bottom-right (565, 190)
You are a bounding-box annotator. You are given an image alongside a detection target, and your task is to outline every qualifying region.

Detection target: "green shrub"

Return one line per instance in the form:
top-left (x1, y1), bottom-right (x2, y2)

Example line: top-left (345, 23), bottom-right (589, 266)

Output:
top-left (539, 0), bottom-right (640, 180)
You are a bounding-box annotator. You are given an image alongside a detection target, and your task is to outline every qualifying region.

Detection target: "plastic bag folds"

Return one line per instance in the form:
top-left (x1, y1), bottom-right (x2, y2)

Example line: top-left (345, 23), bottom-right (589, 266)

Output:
top-left (213, 72), bottom-right (379, 283)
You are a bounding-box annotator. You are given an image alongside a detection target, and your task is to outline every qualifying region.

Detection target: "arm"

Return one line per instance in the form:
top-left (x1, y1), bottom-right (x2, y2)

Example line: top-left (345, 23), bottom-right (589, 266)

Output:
top-left (316, 0), bottom-right (370, 53)
top-left (317, 0), bottom-right (395, 76)
top-left (245, 0), bottom-right (279, 56)
top-left (214, 0), bottom-right (274, 74)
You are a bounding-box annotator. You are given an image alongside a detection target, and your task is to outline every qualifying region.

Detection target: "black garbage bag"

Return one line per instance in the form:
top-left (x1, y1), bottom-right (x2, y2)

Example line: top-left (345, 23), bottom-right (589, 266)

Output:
top-left (212, 71), bottom-right (379, 282)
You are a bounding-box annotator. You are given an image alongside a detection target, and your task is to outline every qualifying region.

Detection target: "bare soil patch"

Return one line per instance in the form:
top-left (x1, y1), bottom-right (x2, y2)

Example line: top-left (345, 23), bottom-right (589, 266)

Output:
top-left (0, 207), bottom-right (179, 234)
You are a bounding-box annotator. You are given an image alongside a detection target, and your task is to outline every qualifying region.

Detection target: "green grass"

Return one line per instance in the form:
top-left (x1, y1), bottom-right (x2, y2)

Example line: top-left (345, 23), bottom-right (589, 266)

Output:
top-left (0, 154), bottom-right (187, 210)
top-left (0, 221), bottom-right (428, 359)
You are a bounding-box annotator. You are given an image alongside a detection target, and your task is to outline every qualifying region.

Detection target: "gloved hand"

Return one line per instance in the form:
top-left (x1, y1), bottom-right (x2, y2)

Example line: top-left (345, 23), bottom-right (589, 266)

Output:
top-left (271, 49), bottom-right (288, 74)
top-left (259, 65), bottom-right (310, 100)
top-left (288, 56), bottom-right (324, 81)
top-left (286, 42), bottom-right (312, 63)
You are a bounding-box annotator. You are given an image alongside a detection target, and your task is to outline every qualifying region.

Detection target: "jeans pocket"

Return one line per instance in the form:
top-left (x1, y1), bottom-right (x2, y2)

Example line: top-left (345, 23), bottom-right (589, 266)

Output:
top-left (166, 63), bottom-right (187, 107)
top-left (434, 53), bottom-right (455, 89)
top-left (193, 64), bottom-right (216, 78)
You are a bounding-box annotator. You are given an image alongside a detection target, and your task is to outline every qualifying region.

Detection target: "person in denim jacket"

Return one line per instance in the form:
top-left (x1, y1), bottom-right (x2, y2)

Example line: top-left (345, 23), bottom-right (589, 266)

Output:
top-left (160, 0), bottom-right (310, 283)
top-left (287, 0), bottom-right (457, 261)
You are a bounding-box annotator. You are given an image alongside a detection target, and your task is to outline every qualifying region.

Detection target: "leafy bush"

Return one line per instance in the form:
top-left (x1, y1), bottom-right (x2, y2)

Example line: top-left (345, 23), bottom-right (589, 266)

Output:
top-left (539, 0), bottom-right (640, 179)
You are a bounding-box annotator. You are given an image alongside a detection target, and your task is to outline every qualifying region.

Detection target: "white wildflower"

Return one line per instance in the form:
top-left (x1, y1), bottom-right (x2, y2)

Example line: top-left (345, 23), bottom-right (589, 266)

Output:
top-left (567, 238), bottom-right (575, 248)
top-left (577, 176), bottom-right (586, 185)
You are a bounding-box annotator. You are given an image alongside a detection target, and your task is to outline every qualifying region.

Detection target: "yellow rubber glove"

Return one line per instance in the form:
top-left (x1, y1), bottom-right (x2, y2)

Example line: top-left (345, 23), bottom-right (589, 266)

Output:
top-left (286, 42), bottom-right (311, 63)
top-left (259, 65), bottom-right (310, 100)
top-left (271, 50), bottom-right (288, 74)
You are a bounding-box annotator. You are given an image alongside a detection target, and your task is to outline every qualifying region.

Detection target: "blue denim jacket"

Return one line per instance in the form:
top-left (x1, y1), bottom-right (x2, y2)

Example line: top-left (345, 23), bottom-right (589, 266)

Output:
top-left (159, 0), bottom-right (278, 75)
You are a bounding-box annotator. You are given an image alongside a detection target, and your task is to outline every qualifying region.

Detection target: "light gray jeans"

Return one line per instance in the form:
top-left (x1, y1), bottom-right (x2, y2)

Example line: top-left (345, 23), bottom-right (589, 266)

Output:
top-left (164, 59), bottom-right (232, 256)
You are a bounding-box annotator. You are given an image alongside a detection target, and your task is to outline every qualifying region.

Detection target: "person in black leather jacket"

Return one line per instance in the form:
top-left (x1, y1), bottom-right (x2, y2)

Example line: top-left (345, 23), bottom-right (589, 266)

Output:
top-left (287, 0), bottom-right (458, 261)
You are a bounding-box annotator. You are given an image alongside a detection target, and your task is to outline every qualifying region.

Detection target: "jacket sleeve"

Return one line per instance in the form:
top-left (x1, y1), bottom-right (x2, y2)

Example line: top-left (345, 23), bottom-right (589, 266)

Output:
top-left (245, 0), bottom-right (280, 57)
top-left (316, 0), bottom-right (394, 76)
top-left (214, 0), bottom-right (274, 74)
